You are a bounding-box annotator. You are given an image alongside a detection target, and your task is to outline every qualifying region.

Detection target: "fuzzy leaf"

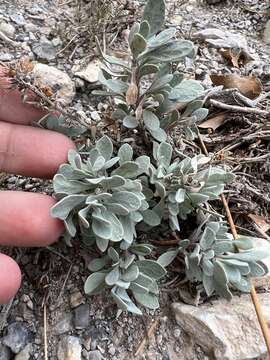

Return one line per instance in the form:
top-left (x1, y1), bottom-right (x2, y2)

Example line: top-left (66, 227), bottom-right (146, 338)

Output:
top-left (51, 195), bottom-right (87, 220)
top-left (213, 261), bottom-right (232, 300)
top-left (105, 266), bottom-right (120, 286)
top-left (118, 143), bottom-right (133, 164)
top-left (84, 272), bottom-right (106, 295)
top-left (136, 260), bottom-right (166, 280)
top-left (192, 108), bottom-right (209, 122)
top-left (157, 142), bottom-right (172, 168)
top-left (175, 189), bottom-right (186, 203)
top-left (128, 22), bottom-right (140, 45)
top-left (144, 40), bottom-right (194, 63)
top-left (139, 64), bottom-right (159, 78)
top-left (88, 256), bottom-right (110, 272)
top-left (143, 110), bottom-right (160, 131)
top-left (142, 0), bottom-right (165, 35)
top-left (142, 209), bottom-right (161, 226)
top-left (139, 20), bottom-right (150, 38)
top-left (148, 127), bottom-right (167, 142)
top-left (130, 33), bottom-right (147, 58)
top-left (108, 247), bottom-right (120, 262)
top-left (158, 250), bottom-right (178, 267)
top-left (203, 274), bottom-right (215, 296)
top-left (149, 74), bottom-right (174, 93)
top-left (136, 156), bottom-right (151, 174)
top-left (96, 135), bottom-right (113, 161)
top-left (169, 80), bottom-right (204, 102)
top-left (122, 265), bottom-right (139, 282)
top-left (148, 28), bottom-right (176, 49)
top-left (133, 291), bottom-right (159, 310)
top-left (123, 115), bottom-right (139, 129)
top-left (200, 227), bottom-right (216, 250)
top-left (112, 162), bottom-right (140, 178)
top-left (106, 203), bottom-right (130, 216)
top-left (248, 262), bottom-right (266, 277)
top-left (130, 244), bottom-right (153, 256)
top-left (234, 236), bottom-right (253, 250)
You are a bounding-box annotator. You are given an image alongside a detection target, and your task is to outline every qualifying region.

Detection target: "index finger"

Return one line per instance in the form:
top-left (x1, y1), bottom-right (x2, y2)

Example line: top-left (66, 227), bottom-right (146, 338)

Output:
top-left (0, 89), bottom-right (47, 125)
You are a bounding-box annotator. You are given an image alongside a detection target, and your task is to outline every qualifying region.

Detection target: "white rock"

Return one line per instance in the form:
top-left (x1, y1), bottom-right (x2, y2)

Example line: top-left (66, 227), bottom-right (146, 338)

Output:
top-left (15, 344), bottom-right (32, 360)
top-left (0, 22), bottom-right (16, 39)
top-left (263, 20), bottom-right (270, 44)
top-left (57, 336), bottom-right (82, 360)
top-left (75, 60), bottom-right (100, 84)
top-left (32, 63), bottom-right (75, 105)
top-left (172, 293), bottom-right (270, 360)
top-left (192, 28), bottom-right (255, 62)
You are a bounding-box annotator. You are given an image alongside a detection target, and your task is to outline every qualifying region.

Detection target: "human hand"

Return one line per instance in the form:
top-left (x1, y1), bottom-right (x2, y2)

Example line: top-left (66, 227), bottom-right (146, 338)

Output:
top-left (0, 87), bottom-right (75, 304)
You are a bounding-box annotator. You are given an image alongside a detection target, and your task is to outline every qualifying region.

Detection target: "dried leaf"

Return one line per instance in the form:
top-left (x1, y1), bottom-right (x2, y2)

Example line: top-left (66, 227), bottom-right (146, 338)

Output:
top-left (126, 83), bottom-right (138, 105)
top-left (219, 47), bottom-right (252, 68)
top-left (198, 112), bottom-right (227, 130)
top-left (210, 74), bottom-right (262, 100)
top-left (248, 214), bottom-right (270, 233)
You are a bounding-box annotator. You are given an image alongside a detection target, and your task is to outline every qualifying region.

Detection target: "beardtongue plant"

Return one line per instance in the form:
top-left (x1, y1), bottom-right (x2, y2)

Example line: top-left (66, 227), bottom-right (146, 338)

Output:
top-left (93, 0), bottom-right (208, 142)
top-left (50, 0), bottom-right (270, 315)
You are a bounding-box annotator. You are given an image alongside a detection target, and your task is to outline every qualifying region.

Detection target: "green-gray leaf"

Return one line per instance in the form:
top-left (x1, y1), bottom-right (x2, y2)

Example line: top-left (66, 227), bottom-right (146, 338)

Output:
top-left (105, 266), bottom-right (120, 286)
top-left (118, 143), bottom-right (133, 164)
top-left (84, 272), bottom-right (106, 295)
top-left (96, 135), bottom-right (113, 161)
top-left (143, 110), bottom-right (160, 131)
top-left (142, 0), bottom-right (165, 35)
top-left (142, 209), bottom-right (161, 226)
top-left (123, 115), bottom-right (139, 129)
top-left (130, 33), bottom-right (147, 58)
top-left (157, 250), bottom-right (178, 267)
top-left (136, 260), bottom-right (166, 280)
top-left (169, 80), bottom-right (204, 102)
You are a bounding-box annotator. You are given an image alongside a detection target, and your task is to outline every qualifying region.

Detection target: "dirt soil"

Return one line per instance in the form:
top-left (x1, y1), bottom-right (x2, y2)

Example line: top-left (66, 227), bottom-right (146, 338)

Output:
top-left (0, 0), bottom-right (270, 359)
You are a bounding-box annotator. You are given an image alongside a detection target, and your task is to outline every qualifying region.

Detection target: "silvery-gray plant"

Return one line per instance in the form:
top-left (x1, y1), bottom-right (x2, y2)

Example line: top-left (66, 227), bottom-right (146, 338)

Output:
top-left (93, 0), bottom-right (208, 142)
top-left (51, 135), bottom-right (151, 251)
top-left (51, 135), bottom-right (169, 314)
top-left (51, 136), bottom-right (236, 314)
top-left (185, 221), bottom-right (269, 299)
top-left (146, 142), bottom-right (235, 231)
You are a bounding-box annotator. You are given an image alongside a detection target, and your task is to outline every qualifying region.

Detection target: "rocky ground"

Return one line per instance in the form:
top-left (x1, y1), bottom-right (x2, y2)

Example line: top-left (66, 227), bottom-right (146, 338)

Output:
top-left (0, 0), bottom-right (270, 359)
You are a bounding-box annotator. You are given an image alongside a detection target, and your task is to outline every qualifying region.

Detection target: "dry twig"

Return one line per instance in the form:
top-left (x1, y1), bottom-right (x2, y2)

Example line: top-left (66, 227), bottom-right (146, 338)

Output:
top-left (210, 99), bottom-right (269, 116)
top-left (43, 304), bottom-right (48, 360)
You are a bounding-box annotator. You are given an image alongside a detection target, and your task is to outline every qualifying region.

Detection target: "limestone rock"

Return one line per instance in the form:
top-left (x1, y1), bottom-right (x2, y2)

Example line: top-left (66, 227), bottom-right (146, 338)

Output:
top-left (0, 343), bottom-right (12, 360)
top-left (88, 350), bottom-right (103, 360)
top-left (0, 22), bottom-right (16, 39)
top-left (2, 322), bottom-right (29, 354)
top-left (172, 293), bottom-right (270, 360)
top-left (57, 336), bottom-right (82, 360)
top-left (32, 63), bottom-right (75, 105)
top-left (75, 60), bottom-right (100, 84)
top-left (15, 344), bottom-right (32, 360)
top-left (52, 312), bottom-right (73, 335)
top-left (32, 39), bottom-right (57, 61)
top-left (74, 304), bottom-right (90, 330)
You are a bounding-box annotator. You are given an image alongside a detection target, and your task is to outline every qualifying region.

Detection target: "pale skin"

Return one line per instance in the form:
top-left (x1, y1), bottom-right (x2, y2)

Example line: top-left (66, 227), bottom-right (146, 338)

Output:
top-left (0, 88), bottom-right (75, 304)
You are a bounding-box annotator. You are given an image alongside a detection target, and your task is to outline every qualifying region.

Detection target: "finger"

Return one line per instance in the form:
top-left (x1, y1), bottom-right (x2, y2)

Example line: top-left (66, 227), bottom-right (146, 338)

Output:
top-left (0, 253), bottom-right (21, 304)
top-left (0, 89), bottom-right (47, 125)
top-left (0, 121), bottom-right (75, 178)
top-left (0, 191), bottom-right (64, 247)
